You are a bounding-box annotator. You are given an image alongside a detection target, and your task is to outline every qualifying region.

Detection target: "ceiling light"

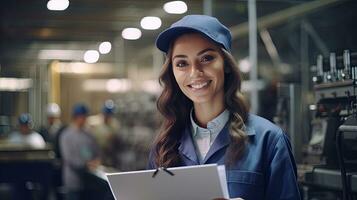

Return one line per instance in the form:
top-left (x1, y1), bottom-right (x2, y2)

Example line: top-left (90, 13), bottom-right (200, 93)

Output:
top-left (309, 104), bottom-right (317, 111)
top-left (106, 79), bottom-right (132, 93)
top-left (38, 49), bottom-right (84, 60)
top-left (82, 79), bottom-right (132, 93)
top-left (0, 78), bottom-right (33, 91)
top-left (163, 1), bottom-right (187, 14)
top-left (57, 62), bottom-right (113, 74)
top-left (239, 58), bottom-right (251, 73)
top-left (121, 28), bottom-right (142, 40)
top-left (47, 0), bottom-right (69, 11)
top-left (99, 41), bottom-right (112, 54)
top-left (83, 50), bottom-right (99, 63)
top-left (140, 16), bottom-right (162, 30)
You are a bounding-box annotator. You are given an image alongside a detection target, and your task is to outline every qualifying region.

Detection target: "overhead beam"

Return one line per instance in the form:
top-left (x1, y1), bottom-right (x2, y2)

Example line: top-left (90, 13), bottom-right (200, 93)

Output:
top-left (230, 0), bottom-right (342, 39)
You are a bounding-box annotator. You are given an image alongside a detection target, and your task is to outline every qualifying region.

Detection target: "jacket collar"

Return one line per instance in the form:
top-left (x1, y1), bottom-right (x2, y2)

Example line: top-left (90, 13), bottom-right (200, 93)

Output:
top-left (178, 124), bottom-right (232, 165)
top-left (178, 127), bottom-right (199, 164)
top-left (178, 115), bottom-right (256, 164)
top-left (202, 124), bottom-right (231, 163)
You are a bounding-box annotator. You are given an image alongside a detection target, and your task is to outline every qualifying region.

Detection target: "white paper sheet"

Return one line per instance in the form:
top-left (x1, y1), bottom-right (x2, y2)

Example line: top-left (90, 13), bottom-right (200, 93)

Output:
top-left (106, 164), bottom-right (229, 200)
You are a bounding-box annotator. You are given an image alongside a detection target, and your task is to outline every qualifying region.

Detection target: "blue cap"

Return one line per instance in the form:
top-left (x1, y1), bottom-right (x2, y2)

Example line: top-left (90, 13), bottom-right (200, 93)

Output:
top-left (102, 100), bottom-right (116, 115)
top-left (156, 15), bottom-right (232, 53)
top-left (72, 103), bottom-right (89, 116)
top-left (18, 113), bottom-right (32, 125)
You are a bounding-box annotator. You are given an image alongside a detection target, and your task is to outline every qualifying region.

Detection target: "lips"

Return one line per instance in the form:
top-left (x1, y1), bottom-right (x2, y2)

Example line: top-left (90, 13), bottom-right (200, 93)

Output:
top-left (188, 80), bottom-right (211, 90)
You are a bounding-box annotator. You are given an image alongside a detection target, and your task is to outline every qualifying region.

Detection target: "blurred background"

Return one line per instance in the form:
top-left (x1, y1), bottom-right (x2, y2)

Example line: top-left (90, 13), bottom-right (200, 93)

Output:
top-left (1, 0), bottom-right (357, 200)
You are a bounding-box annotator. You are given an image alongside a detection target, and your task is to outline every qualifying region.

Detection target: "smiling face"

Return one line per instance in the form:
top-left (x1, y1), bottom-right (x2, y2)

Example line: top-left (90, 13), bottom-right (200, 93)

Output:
top-left (171, 33), bottom-right (225, 107)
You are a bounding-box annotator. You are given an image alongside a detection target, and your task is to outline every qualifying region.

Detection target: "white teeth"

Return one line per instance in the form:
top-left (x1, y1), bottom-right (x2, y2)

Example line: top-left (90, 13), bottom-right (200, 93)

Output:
top-left (190, 82), bottom-right (208, 89)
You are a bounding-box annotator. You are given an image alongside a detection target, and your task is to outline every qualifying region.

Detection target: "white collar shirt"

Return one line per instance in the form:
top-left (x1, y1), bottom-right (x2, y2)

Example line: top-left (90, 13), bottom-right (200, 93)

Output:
top-left (190, 109), bottom-right (230, 163)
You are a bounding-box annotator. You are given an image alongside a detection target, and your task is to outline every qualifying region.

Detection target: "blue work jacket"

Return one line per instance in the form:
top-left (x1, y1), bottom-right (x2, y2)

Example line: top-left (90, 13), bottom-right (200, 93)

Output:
top-left (148, 114), bottom-right (301, 200)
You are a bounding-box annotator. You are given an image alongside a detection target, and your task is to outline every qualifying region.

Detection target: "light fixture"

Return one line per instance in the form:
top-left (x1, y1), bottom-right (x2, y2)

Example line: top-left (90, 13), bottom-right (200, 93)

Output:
top-left (82, 79), bottom-right (132, 93)
top-left (239, 58), bottom-right (251, 73)
top-left (140, 16), bottom-right (162, 30)
top-left (121, 28), bottom-right (141, 40)
top-left (309, 104), bottom-right (317, 111)
top-left (57, 62), bottom-right (113, 74)
top-left (99, 41), bottom-right (112, 54)
top-left (0, 78), bottom-right (33, 91)
top-left (121, 28), bottom-right (142, 40)
top-left (38, 49), bottom-right (84, 60)
top-left (47, 0), bottom-right (69, 11)
top-left (163, 1), bottom-right (187, 14)
top-left (106, 79), bottom-right (132, 93)
top-left (83, 50), bottom-right (99, 63)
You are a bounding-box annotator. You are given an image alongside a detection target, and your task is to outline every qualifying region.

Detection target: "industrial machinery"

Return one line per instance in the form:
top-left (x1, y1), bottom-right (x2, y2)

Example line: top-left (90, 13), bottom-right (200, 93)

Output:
top-left (304, 50), bottom-right (357, 200)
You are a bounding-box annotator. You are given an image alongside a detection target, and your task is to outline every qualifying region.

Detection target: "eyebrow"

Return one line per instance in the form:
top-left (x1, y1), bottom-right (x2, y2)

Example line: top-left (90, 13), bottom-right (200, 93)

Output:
top-left (172, 48), bottom-right (217, 60)
top-left (197, 48), bottom-right (216, 56)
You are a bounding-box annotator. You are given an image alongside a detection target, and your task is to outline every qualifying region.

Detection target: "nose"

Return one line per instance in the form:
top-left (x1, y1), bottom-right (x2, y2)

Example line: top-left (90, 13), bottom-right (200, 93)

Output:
top-left (190, 62), bottom-right (203, 78)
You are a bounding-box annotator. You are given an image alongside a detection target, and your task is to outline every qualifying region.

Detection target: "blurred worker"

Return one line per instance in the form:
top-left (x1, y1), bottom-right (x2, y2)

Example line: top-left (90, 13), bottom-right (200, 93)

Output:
top-left (88, 100), bottom-right (121, 167)
top-left (8, 113), bottom-right (46, 148)
top-left (60, 104), bottom-right (100, 200)
top-left (39, 103), bottom-right (62, 142)
top-left (38, 103), bottom-right (67, 200)
top-left (39, 103), bottom-right (67, 157)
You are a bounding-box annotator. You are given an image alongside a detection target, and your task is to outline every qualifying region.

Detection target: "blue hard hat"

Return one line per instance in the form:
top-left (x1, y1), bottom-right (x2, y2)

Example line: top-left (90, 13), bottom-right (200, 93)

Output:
top-left (18, 113), bottom-right (32, 125)
top-left (102, 100), bottom-right (116, 115)
top-left (72, 103), bottom-right (89, 116)
top-left (156, 15), bottom-right (232, 53)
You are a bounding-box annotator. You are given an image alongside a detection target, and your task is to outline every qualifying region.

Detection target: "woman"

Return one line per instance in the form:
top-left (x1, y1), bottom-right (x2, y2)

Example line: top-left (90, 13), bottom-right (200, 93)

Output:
top-left (148, 15), bottom-right (300, 200)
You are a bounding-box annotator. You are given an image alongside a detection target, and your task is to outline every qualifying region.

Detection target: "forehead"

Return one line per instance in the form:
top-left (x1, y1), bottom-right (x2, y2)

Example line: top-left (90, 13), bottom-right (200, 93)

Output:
top-left (172, 33), bottom-right (219, 54)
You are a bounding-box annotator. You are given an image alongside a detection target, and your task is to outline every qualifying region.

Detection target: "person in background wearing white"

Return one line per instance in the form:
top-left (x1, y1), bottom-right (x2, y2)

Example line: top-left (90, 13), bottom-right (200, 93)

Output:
top-left (38, 103), bottom-right (63, 143)
top-left (8, 113), bottom-right (46, 148)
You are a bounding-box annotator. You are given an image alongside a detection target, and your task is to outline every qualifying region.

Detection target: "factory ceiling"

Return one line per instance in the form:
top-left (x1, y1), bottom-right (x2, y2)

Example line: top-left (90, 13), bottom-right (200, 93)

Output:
top-left (0, 0), bottom-right (356, 79)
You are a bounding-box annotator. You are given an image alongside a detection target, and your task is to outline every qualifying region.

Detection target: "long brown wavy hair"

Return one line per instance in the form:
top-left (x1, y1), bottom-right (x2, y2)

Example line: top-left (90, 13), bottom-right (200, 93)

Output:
top-left (154, 40), bottom-right (249, 167)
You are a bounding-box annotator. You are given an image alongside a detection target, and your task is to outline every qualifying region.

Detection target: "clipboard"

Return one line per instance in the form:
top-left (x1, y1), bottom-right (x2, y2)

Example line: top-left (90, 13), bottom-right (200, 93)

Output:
top-left (106, 164), bottom-right (229, 200)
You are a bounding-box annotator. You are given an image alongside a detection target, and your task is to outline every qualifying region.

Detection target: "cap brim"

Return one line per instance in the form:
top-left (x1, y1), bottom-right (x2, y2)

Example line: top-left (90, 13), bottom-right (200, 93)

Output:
top-left (156, 27), bottom-right (206, 53)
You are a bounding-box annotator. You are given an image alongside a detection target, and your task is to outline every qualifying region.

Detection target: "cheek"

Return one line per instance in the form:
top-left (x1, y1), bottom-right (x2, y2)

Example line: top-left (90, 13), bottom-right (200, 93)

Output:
top-left (210, 65), bottom-right (225, 84)
top-left (173, 70), bottom-right (185, 86)
top-left (211, 70), bottom-right (225, 92)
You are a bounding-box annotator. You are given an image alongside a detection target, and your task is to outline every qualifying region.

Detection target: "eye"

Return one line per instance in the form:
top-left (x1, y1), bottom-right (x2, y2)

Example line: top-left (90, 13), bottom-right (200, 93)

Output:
top-left (201, 55), bottom-right (215, 63)
top-left (174, 60), bottom-right (188, 68)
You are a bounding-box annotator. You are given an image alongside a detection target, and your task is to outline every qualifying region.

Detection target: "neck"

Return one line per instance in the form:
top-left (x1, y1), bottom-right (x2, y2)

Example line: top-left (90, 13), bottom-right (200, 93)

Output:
top-left (193, 100), bottom-right (225, 128)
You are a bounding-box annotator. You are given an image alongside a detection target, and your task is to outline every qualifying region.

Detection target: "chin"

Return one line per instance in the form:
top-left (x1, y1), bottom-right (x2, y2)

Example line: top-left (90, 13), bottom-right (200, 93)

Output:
top-left (188, 96), bottom-right (212, 104)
